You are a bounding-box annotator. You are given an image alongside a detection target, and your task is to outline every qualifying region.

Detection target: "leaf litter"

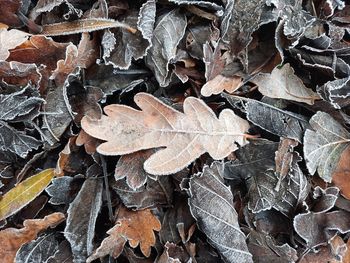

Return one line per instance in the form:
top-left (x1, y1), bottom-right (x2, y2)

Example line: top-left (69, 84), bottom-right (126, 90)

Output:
top-left (1, 1), bottom-right (350, 263)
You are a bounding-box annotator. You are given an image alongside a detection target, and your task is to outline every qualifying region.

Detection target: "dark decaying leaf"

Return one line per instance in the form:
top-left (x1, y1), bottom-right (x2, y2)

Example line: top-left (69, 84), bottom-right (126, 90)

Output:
top-left (317, 76), bottom-right (350, 109)
top-left (64, 178), bottom-right (103, 263)
top-left (15, 233), bottom-right (59, 263)
top-left (159, 195), bottom-right (195, 244)
top-left (247, 230), bottom-right (298, 263)
top-left (0, 120), bottom-right (41, 158)
top-left (0, 61), bottom-right (41, 87)
top-left (225, 140), bottom-right (308, 216)
top-left (41, 72), bottom-right (76, 145)
top-left (223, 94), bottom-right (310, 142)
top-left (294, 210), bottom-right (350, 248)
top-left (303, 111), bottom-right (350, 182)
top-left (145, 9), bottom-right (187, 87)
top-left (113, 174), bottom-right (173, 210)
top-left (102, 0), bottom-right (155, 69)
top-left (114, 149), bottom-right (154, 190)
top-left (47, 240), bottom-right (73, 263)
top-left (158, 242), bottom-right (190, 263)
top-left (186, 161), bottom-right (253, 263)
top-left (220, 0), bottom-right (272, 68)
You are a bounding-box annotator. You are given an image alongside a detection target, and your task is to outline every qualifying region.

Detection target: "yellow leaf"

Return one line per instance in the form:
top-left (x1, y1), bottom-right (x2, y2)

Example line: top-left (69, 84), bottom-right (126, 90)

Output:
top-left (0, 169), bottom-right (55, 221)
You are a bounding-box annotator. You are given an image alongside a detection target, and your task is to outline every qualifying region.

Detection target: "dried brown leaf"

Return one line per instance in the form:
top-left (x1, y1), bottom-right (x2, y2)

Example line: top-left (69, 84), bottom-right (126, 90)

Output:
top-left (40, 18), bottom-right (136, 36)
top-left (81, 93), bottom-right (250, 175)
top-left (87, 207), bottom-right (161, 262)
top-left (0, 212), bottom-right (65, 263)
top-left (201, 75), bottom-right (242, 97)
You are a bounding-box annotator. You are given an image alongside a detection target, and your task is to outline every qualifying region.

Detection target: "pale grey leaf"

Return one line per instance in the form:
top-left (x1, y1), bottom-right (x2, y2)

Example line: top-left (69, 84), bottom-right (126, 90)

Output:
top-left (303, 111), bottom-right (350, 182)
top-left (64, 178), bottom-right (103, 263)
top-left (250, 64), bottom-right (320, 105)
top-left (187, 161), bottom-right (253, 263)
top-left (46, 176), bottom-right (74, 205)
top-left (146, 9), bottom-right (187, 87)
top-left (15, 234), bottom-right (58, 263)
top-left (0, 85), bottom-right (44, 122)
top-left (137, 0), bottom-right (156, 45)
top-left (0, 120), bottom-right (41, 158)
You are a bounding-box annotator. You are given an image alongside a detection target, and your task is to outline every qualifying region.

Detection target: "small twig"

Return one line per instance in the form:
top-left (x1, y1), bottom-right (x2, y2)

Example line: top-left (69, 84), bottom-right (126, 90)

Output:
top-left (100, 155), bottom-right (114, 222)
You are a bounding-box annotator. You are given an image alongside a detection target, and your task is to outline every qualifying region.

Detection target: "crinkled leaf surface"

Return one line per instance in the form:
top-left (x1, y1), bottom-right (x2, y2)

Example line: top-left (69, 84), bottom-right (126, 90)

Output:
top-left (304, 111), bottom-right (350, 182)
top-left (82, 93), bottom-right (250, 175)
top-left (187, 161), bottom-right (253, 263)
top-left (64, 178), bottom-right (103, 263)
top-left (0, 169), bottom-right (55, 221)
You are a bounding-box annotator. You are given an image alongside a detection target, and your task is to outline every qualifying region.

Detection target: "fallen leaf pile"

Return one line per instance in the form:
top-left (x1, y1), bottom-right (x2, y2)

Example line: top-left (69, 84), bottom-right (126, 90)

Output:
top-left (1, 0), bottom-right (350, 262)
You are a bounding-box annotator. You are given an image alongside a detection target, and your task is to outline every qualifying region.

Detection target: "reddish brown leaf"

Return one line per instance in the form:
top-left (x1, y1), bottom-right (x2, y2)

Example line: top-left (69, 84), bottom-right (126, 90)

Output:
top-left (201, 75), bottom-right (242, 97)
top-left (332, 145), bottom-right (350, 200)
top-left (0, 212), bottom-right (65, 263)
top-left (87, 207), bottom-right (161, 262)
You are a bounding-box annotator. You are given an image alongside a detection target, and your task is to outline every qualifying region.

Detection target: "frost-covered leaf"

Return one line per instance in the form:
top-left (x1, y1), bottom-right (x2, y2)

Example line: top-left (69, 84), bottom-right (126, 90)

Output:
top-left (0, 169), bottom-right (55, 221)
top-left (0, 212), bottom-right (65, 263)
top-left (15, 234), bottom-right (59, 263)
top-left (169, 0), bottom-right (223, 10)
top-left (251, 64), bottom-right (320, 105)
top-left (45, 176), bottom-right (74, 205)
top-left (64, 178), bottom-right (103, 263)
top-left (317, 76), bottom-right (350, 109)
top-left (224, 94), bottom-right (310, 142)
top-left (82, 93), bottom-right (250, 175)
top-left (187, 161), bottom-right (253, 263)
top-left (247, 231), bottom-right (298, 263)
top-left (304, 111), bottom-right (350, 182)
top-left (0, 85), bottom-right (44, 123)
top-left (225, 140), bottom-right (308, 215)
top-left (87, 207), bottom-right (161, 261)
top-left (201, 75), bottom-right (242, 97)
top-left (221, 0), bottom-right (273, 68)
top-left (0, 121), bottom-right (41, 158)
top-left (114, 150), bottom-right (153, 190)
top-left (103, 1), bottom-right (155, 69)
top-left (113, 173), bottom-right (173, 210)
top-left (0, 26), bottom-right (29, 61)
top-left (294, 210), bottom-right (350, 248)
top-left (145, 9), bottom-right (187, 87)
